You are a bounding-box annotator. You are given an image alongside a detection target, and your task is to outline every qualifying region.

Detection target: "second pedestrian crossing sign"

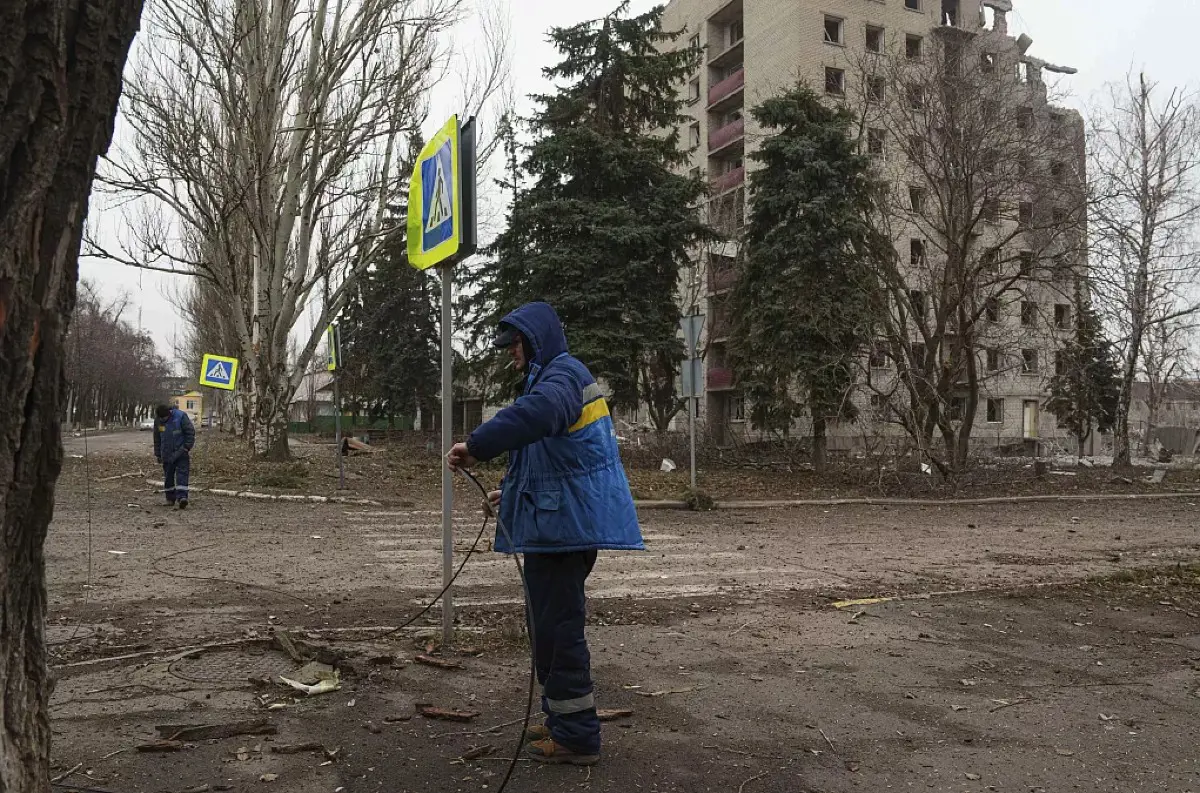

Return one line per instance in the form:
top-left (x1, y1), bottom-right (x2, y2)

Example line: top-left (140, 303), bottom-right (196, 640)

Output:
top-left (199, 353), bottom-right (239, 391)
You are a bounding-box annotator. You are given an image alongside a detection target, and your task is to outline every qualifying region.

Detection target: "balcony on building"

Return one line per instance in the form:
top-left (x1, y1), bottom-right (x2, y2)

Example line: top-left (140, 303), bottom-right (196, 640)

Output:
top-left (708, 254), bottom-right (737, 294)
top-left (710, 165), bottom-right (745, 195)
top-left (709, 188), bottom-right (745, 238)
top-left (706, 367), bottom-right (735, 391)
top-left (708, 26), bottom-right (743, 72)
top-left (709, 299), bottom-right (732, 342)
top-left (707, 0), bottom-right (744, 38)
top-left (707, 67), bottom-right (744, 110)
top-left (708, 116), bottom-right (745, 155)
top-left (709, 36), bottom-right (744, 71)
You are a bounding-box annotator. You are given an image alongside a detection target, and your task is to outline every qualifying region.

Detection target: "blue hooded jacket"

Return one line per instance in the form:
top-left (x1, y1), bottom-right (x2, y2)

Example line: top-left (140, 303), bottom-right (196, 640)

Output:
top-left (467, 302), bottom-right (644, 554)
top-left (154, 407), bottom-right (195, 462)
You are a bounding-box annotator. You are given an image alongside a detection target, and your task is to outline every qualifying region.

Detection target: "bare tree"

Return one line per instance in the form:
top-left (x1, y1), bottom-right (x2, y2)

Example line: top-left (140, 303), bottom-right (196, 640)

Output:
top-left (1088, 73), bottom-right (1200, 467)
top-left (1140, 313), bottom-right (1198, 451)
top-left (172, 277), bottom-right (243, 432)
top-left (848, 26), bottom-right (1087, 473)
top-left (65, 282), bottom-right (170, 428)
top-left (0, 0), bottom-right (143, 788)
top-left (88, 0), bottom-right (508, 459)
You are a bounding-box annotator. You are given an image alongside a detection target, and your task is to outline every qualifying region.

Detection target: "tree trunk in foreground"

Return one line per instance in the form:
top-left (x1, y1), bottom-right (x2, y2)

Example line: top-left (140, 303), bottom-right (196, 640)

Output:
top-left (0, 1), bottom-right (143, 789)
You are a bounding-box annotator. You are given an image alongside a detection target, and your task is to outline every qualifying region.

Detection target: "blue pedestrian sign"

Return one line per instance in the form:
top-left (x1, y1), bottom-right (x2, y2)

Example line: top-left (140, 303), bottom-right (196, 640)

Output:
top-left (199, 353), bottom-right (239, 391)
top-left (407, 116), bottom-right (462, 270)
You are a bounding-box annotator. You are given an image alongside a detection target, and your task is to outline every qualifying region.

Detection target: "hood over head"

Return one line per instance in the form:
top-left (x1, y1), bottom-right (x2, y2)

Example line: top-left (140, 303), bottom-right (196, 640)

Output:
top-left (497, 302), bottom-right (569, 369)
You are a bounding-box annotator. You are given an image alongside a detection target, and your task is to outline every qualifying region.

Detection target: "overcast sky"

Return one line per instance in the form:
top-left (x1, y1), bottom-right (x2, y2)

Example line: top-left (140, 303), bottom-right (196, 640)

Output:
top-left (81, 0), bottom-right (1200, 367)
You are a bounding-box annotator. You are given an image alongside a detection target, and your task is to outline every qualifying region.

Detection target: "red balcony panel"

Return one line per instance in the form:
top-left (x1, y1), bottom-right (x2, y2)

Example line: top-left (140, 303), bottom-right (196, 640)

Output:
top-left (709, 117), bottom-right (745, 151)
top-left (710, 166), bottom-right (745, 195)
top-left (707, 68), bottom-right (745, 106)
top-left (707, 367), bottom-right (734, 390)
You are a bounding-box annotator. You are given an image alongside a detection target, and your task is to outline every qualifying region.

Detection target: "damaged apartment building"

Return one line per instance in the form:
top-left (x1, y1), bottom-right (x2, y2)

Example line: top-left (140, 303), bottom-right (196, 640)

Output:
top-left (654, 0), bottom-right (1090, 455)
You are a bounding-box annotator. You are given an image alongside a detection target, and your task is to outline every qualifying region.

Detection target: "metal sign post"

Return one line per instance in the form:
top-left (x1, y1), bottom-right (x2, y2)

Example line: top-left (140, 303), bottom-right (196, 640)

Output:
top-left (439, 265), bottom-right (454, 640)
top-left (680, 315), bottom-right (704, 492)
top-left (327, 324), bottom-right (344, 491)
top-left (333, 373), bottom-right (344, 490)
top-left (409, 115), bottom-right (477, 647)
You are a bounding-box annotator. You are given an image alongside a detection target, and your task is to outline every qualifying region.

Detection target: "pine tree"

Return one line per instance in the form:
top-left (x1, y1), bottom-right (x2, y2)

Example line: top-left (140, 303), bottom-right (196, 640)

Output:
top-left (340, 234), bottom-right (441, 426)
top-left (1046, 300), bottom-right (1121, 456)
top-left (470, 2), bottom-right (712, 431)
top-left (729, 84), bottom-right (883, 471)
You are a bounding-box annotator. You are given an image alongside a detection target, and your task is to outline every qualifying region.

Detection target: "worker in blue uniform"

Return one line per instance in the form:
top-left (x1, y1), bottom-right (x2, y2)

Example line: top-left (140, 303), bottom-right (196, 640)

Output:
top-left (154, 404), bottom-right (195, 509)
top-left (447, 301), bottom-right (643, 766)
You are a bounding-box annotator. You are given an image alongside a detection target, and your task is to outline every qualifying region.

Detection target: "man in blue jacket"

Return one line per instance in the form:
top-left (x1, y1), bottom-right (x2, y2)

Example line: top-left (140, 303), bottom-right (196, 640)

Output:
top-left (447, 302), bottom-right (643, 766)
top-left (154, 404), bottom-right (195, 509)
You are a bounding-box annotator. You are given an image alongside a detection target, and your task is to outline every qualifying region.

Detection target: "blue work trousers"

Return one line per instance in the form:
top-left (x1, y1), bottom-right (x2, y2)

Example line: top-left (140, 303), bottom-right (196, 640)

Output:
top-left (163, 452), bottom-right (191, 504)
top-left (524, 550), bottom-right (600, 754)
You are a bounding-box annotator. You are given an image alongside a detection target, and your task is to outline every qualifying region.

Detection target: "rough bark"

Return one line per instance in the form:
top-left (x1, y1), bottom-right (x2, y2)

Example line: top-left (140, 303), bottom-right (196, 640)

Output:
top-left (0, 0), bottom-right (143, 789)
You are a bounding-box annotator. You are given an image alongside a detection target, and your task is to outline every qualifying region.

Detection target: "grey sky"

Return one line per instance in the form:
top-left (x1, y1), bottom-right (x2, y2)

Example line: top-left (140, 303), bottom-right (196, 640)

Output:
top-left (81, 0), bottom-right (1200, 367)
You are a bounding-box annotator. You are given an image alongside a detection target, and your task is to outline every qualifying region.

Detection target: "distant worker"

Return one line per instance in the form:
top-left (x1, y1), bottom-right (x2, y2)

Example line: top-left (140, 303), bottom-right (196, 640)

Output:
top-left (447, 301), bottom-right (644, 767)
top-left (154, 403), bottom-right (195, 509)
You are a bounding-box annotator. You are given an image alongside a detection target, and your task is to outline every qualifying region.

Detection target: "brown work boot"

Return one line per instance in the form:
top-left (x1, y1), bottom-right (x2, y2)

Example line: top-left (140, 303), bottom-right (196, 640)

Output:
top-left (523, 723), bottom-right (551, 741)
top-left (526, 737), bottom-right (600, 766)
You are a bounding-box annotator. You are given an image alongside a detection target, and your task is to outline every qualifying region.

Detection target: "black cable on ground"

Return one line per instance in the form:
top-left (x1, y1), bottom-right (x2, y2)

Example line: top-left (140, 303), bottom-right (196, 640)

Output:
top-left (149, 544), bottom-right (312, 607)
top-left (457, 469), bottom-right (537, 793)
top-left (356, 493), bottom-right (494, 644)
top-left (352, 469), bottom-right (536, 792)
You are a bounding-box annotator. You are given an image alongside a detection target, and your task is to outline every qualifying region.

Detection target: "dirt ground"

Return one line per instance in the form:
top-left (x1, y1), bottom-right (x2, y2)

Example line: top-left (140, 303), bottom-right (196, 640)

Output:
top-left (44, 431), bottom-right (1200, 793)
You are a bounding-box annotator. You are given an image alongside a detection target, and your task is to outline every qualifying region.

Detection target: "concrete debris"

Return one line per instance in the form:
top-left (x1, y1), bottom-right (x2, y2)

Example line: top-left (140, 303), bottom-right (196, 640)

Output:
top-left (290, 661), bottom-right (338, 686)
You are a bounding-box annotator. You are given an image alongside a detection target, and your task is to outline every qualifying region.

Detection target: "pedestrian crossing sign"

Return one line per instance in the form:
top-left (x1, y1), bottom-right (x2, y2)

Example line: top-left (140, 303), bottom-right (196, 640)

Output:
top-left (407, 115), bottom-right (461, 270)
top-left (199, 353), bottom-right (239, 391)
